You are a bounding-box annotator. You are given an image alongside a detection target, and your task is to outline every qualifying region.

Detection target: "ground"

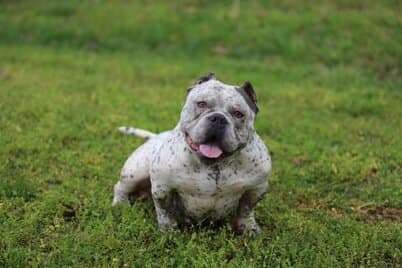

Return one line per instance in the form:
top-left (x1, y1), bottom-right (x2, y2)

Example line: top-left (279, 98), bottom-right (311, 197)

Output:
top-left (0, 0), bottom-right (401, 267)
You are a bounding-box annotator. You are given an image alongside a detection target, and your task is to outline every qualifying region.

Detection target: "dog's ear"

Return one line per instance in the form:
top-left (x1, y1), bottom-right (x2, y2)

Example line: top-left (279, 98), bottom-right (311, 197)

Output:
top-left (236, 81), bottom-right (259, 114)
top-left (187, 73), bottom-right (216, 93)
top-left (195, 72), bottom-right (216, 85)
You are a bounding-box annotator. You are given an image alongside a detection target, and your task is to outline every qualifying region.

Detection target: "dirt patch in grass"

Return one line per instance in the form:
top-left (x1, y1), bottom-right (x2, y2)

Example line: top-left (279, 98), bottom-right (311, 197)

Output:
top-left (295, 195), bottom-right (401, 223)
top-left (61, 202), bottom-right (80, 222)
top-left (352, 203), bottom-right (402, 223)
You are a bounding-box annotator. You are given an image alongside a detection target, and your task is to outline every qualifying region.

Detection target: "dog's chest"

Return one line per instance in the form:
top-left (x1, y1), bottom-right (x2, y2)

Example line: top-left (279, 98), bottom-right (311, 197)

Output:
top-left (173, 163), bottom-right (253, 219)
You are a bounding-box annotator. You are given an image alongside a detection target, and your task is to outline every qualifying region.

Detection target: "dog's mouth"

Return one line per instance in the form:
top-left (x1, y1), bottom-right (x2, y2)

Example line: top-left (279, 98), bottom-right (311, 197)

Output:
top-left (186, 134), bottom-right (223, 159)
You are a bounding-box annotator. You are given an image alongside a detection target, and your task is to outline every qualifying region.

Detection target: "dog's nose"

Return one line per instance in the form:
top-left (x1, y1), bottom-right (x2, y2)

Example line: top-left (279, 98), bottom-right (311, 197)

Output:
top-left (208, 113), bottom-right (228, 126)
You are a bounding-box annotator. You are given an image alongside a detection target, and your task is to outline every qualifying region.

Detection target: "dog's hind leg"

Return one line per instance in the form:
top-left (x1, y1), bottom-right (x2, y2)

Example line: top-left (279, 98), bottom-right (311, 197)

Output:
top-left (112, 140), bottom-right (156, 205)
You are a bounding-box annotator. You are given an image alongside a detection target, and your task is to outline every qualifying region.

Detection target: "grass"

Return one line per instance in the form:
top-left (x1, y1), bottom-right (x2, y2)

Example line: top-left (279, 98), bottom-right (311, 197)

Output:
top-left (0, 0), bottom-right (401, 266)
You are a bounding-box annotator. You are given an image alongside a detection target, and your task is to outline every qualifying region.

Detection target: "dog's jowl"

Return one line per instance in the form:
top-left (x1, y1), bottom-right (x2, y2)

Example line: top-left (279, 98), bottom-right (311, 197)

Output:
top-left (113, 73), bottom-right (271, 235)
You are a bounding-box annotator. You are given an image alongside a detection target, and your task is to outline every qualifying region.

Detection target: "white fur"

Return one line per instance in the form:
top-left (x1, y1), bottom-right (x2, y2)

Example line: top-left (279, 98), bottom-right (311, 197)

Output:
top-left (113, 77), bottom-right (271, 234)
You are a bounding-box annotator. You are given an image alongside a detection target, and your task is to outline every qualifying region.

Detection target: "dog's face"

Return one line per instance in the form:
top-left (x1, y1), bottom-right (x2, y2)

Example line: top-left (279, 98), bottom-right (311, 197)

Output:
top-left (179, 74), bottom-right (259, 163)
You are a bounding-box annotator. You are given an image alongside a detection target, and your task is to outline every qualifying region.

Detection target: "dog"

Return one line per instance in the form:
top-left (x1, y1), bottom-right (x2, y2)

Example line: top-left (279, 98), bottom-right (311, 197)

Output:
top-left (112, 73), bottom-right (271, 235)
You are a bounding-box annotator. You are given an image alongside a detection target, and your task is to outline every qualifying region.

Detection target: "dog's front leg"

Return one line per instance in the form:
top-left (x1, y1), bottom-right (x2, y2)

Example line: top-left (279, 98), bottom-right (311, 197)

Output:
top-left (234, 182), bottom-right (268, 235)
top-left (152, 188), bottom-right (178, 232)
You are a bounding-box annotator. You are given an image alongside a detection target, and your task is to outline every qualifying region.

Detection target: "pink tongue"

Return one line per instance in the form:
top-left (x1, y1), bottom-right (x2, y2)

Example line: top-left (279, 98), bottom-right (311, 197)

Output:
top-left (199, 144), bottom-right (223, 158)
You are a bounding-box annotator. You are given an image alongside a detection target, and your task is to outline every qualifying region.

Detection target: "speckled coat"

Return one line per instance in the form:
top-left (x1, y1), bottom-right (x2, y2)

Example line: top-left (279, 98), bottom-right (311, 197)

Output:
top-left (113, 75), bottom-right (271, 234)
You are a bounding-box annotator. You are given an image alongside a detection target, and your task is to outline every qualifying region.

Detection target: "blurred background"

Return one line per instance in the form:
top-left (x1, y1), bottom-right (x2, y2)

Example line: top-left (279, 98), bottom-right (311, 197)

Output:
top-left (1, 0), bottom-right (401, 78)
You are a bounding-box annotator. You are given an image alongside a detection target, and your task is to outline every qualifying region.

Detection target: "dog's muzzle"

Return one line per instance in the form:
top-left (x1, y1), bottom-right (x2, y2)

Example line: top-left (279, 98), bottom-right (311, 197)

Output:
top-left (185, 113), bottom-right (230, 159)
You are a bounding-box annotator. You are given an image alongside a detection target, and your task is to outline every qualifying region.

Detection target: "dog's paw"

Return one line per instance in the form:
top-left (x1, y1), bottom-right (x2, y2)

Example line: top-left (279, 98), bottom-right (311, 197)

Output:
top-left (234, 219), bottom-right (261, 237)
top-left (158, 222), bottom-right (178, 233)
top-left (112, 196), bottom-right (130, 206)
top-left (156, 213), bottom-right (179, 233)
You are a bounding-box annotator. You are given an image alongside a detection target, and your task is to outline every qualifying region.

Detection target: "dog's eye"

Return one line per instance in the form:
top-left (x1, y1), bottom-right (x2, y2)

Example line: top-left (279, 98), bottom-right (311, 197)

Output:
top-left (197, 101), bottom-right (207, 108)
top-left (233, 111), bottom-right (244, 119)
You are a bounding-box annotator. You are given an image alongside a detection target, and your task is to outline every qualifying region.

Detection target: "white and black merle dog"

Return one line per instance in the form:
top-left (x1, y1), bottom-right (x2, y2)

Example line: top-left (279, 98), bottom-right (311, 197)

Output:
top-left (112, 73), bottom-right (271, 235)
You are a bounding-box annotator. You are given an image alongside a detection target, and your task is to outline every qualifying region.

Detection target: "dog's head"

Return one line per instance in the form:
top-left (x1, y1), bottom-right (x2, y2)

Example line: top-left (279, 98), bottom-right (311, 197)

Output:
top-left (179, 73), bottom-right (259, 163)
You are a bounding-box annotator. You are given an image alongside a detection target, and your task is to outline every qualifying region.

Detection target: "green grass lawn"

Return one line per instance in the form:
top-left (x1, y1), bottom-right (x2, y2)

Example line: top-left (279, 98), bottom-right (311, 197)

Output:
top-left (1, 0), bottom-right (401, 266)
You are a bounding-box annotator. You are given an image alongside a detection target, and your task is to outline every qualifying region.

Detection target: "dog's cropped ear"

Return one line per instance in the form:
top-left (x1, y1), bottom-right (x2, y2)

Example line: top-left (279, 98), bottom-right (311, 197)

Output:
top-left (187, 72), bottom-right (216, 93)
top-left (236, 81), bottom-right (259, 114)
top-left (195, 72), bottom-right (216, 85)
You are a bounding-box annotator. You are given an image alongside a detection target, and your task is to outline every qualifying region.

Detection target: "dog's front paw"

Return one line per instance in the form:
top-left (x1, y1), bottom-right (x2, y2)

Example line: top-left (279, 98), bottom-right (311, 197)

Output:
top-left (234, 218), bottom-right (261, 236)
top-left (112, 194), bottom-right (131, 206)
top-left (158, 222), bottom-right (178, 233)
top-left (156, 213), bottom-right (178, 233)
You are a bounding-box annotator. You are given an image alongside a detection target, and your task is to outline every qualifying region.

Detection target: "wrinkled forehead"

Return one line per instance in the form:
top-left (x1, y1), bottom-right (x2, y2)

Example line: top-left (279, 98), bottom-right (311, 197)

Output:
top-left (189, 80), bottom-right (248, 108)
